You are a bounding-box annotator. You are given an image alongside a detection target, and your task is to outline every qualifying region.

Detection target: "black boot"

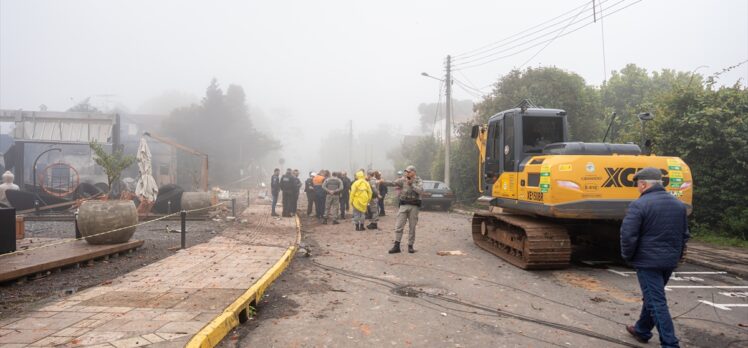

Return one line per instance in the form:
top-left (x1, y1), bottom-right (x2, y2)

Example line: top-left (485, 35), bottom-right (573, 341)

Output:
top-left (332, 220), bottom-right (340, 225)
top-left (388, 242), bottom-right (401, 254)
top-left (322, 218), bottom-right (328, 225)
top-left (408, 245), bottom-right (415, 253)
top-left (366, 222), bottom-right (377, 230)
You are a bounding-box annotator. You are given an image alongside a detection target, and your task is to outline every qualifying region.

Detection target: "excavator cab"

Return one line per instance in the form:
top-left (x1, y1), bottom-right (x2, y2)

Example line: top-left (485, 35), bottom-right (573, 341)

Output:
top-left (480, 108), bottom-right (567, 193)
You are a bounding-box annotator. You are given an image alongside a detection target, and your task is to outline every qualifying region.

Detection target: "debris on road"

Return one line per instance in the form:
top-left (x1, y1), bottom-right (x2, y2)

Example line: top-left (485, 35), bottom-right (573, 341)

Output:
top-left (437, 250), bottom-right (465, 256)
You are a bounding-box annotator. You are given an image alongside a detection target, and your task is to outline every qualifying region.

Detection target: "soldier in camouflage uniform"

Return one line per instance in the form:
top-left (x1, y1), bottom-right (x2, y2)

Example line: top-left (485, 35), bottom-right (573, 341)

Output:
top-left (387, 165), bottom-right (423, 254)
top-left (322, 172), bottom-right (344, 224)
top-left (366, 170), bottom-right (381, 230)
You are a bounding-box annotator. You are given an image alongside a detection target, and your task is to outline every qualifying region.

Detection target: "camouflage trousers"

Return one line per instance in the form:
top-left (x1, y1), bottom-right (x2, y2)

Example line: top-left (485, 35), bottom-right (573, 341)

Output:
top-left (394, 204), bottom-right (419, 246)
top-left (368, 198), bottom-right (379, 223)
top-left (325, 194), bottom-right (340, 221)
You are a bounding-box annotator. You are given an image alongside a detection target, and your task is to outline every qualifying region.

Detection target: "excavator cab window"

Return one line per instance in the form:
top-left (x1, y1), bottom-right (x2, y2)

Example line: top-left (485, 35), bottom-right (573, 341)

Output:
top-left (522, 116), bottom-right (564, 154)
top-left (484, 117), bottom-right (503, 191)
top-left (503, 115), bottom-right (515, 171)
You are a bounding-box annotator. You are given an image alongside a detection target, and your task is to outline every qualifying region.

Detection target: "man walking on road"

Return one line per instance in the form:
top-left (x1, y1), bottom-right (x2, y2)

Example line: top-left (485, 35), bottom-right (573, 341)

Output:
top-left (387, 165), bottom-right (423, 254)
top-left (621, 167), bottom-right (689, 348)
top-left (322, 172), bottom-right (344, 224)
top-left (270, 168), bottom-right (280, 217)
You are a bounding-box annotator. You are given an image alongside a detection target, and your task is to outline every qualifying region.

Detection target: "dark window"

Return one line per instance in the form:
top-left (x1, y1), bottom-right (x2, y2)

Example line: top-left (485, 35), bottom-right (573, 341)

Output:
top-left (527, 173), bottom-right (540, 187)
top-left (504, 115), bottom-right (514, 171)
top-left (522, 116), bottom-right (564, 153)
top-left (487, 120), bottom-right (501, 160)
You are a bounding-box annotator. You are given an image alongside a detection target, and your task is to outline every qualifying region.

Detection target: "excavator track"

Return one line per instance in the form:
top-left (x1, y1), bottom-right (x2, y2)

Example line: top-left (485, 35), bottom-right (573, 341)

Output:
top-left (472, 212), bottom-right (571, 269)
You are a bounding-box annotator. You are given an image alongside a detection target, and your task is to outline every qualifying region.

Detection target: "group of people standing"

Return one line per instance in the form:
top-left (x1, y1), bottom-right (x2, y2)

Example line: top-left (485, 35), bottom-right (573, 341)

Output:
top-left (269, 165), bottom-right (424, 254)
top-left (270, 168), bottom-right (303, 217)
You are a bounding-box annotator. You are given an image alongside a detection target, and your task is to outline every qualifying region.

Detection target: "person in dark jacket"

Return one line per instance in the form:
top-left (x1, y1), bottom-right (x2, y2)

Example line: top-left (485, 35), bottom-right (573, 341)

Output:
top-left (304, 172), bottom-right (316, 216)
top-left (279, 168), bottom-right (296, 217)
top-left (339, 171), bottom-right (351, 219)
top-left (270, 168), bottom-right (280, 216)
top-left (377, 171), bottom-right (388, 216)
top-left (620, 167), bottom-right (689, 348)
top-left (291, 169), bottom-right (302, 215)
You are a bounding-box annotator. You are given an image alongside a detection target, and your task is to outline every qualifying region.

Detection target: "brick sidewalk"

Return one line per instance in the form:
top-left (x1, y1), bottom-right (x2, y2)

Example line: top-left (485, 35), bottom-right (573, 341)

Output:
top-left (0, 204), bottom-right (297, 347)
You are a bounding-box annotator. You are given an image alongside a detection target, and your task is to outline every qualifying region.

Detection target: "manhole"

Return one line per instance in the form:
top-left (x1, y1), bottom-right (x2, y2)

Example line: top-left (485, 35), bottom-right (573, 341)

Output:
top-left (391, 285), bottom-right (455, 298)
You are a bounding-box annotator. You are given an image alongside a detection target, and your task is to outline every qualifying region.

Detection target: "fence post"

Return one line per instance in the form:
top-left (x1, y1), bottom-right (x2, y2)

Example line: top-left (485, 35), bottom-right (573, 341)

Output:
top-left (232, 198), bottom-right (236, 217)
top-left (180, 210), bottom-right (187, 249)
top-left (74, 211), bottom-right (81, 239)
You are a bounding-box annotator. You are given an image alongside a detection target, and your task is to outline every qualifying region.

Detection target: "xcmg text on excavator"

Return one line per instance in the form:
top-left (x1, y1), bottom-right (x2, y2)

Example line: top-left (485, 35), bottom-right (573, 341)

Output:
top-left (469, 104), bottom-right (693, 269)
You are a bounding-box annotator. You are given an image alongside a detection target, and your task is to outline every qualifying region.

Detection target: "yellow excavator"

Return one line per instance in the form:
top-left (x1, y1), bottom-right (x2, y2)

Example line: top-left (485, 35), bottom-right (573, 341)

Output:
top-left (470, 102), bottom-right (693, 269)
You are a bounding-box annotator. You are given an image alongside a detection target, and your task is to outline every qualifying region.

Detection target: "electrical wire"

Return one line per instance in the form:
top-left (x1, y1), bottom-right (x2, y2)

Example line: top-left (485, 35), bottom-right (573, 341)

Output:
top-left (310, 259), bottom-right (641, 348)
top-left (453, 0), bottom-right (603, 60)
top-left (453, 0), bottom-right (642, 71)
top-left (321, 247), bottom-right (629, 327)
top-left (452, 0), bottom-right (621, 67)
top-left (517, 1), bottom-right (591, 70)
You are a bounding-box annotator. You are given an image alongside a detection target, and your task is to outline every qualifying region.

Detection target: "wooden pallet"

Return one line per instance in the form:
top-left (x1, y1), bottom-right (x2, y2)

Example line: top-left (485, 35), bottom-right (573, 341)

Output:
top-left (0, 239), bottom-right (144, 283)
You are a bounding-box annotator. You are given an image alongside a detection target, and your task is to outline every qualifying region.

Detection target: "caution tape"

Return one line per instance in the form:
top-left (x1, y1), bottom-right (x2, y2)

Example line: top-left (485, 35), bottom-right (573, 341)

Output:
top-left (0, 202), bottom-right (227, 259)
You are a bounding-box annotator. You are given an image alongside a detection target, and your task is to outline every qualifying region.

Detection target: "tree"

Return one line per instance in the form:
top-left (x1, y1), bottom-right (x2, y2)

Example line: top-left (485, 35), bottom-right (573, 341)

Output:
top-left (478, 67), bottom-right (604, 142)
top-left (652, 82), bottom-right (748, 239)
top-left (89, 141), bottom-right (135, 194)
top-left (68, 98), bottom-right (100, 113)
top-left (162, 79), bottom-right (280, 186)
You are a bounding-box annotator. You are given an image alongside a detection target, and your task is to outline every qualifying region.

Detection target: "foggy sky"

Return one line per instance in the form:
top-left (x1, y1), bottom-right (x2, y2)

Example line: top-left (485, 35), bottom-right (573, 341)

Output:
top-left (1, 0), bottom-right (747, 172)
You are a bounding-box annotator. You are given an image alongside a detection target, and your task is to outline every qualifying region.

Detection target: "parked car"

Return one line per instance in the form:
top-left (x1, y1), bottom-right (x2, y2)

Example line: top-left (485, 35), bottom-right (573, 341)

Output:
top-left (421, 180), bottom-right (455, 210)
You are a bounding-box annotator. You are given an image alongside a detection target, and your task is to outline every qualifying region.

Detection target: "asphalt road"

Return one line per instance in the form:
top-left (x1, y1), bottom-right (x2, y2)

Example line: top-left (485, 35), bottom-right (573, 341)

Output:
top-left (221, 207), bottom-right (748, 348)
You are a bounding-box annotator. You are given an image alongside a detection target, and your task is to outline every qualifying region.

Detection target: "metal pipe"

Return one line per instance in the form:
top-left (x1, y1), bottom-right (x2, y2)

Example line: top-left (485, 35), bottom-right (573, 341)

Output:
top-left (32, 147), bottom-right (62, 191)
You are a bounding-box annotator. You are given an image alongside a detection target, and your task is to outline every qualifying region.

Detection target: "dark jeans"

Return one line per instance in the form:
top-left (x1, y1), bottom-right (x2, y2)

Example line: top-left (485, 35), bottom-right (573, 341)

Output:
top-left (271, 191), bottom-right (279, 215)
top-left (281, 191), bottom-right (294, 217)
top-left (314, 186), bottom-right (325, 218)
top-left (378, 193), bottom-right (386, 214)
top-left (306, 192), bottom-right (315, 216)
top-left (635, 268), bottom-right (679, 348)
top-left (290, 192), bottom-right (299, 215)
top-left (340, 193), bottom-right (349, 218)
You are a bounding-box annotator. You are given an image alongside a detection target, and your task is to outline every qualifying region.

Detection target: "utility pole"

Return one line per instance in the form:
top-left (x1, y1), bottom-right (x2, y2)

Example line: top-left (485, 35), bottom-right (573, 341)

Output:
top-left (444, 55), bottom-right (452, 187)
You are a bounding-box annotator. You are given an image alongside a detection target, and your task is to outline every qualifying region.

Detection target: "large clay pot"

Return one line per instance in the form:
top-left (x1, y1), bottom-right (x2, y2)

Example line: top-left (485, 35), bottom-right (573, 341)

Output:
top-left (180, 192), bottom-right (211, 212)
top-left (78, 200), bottom-right (137, 244)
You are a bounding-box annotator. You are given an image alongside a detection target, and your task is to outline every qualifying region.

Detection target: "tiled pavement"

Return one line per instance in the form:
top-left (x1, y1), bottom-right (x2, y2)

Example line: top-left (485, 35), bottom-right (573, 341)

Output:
top-left (0, 204), bottom-right (297, 347)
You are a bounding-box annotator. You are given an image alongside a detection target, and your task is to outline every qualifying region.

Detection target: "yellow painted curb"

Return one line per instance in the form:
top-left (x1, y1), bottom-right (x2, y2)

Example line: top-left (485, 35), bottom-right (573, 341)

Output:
top-left (186, 214), bottom-right (302, 348)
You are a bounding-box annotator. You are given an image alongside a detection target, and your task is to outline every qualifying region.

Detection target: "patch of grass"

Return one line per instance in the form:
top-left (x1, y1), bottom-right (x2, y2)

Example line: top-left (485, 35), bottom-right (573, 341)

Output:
top-left (692, 233), bottom-right (748, 249)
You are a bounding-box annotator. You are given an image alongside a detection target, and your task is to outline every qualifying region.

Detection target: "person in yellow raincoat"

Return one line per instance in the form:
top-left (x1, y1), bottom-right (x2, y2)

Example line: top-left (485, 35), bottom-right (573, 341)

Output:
top-left (349, 170), bottom-right (372, 231)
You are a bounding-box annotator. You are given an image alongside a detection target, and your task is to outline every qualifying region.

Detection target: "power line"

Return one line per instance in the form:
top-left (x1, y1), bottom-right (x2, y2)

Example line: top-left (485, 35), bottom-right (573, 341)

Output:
top-left (517, 1), bottom-right (591, 70)
top-left (598, 0), bottom-right (609, 82)
top-left (453, 0), bottom-right (595, 59)
top-left (453, 0), bottom-right (641, 71)
top-left (453, 78), bottom-right (485, 98)
top-left (452, 0), bottom-right (619, 66)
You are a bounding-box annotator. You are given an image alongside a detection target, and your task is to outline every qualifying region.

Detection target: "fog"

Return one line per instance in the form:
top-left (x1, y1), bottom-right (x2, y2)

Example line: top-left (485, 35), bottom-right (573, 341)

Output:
top-left (1, 0), bottom-right (746, 178)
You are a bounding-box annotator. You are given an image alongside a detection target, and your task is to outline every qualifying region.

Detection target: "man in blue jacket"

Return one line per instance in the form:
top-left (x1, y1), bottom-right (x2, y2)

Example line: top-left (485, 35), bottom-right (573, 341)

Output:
top-left (620, 167), bottom-right (689, 348)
